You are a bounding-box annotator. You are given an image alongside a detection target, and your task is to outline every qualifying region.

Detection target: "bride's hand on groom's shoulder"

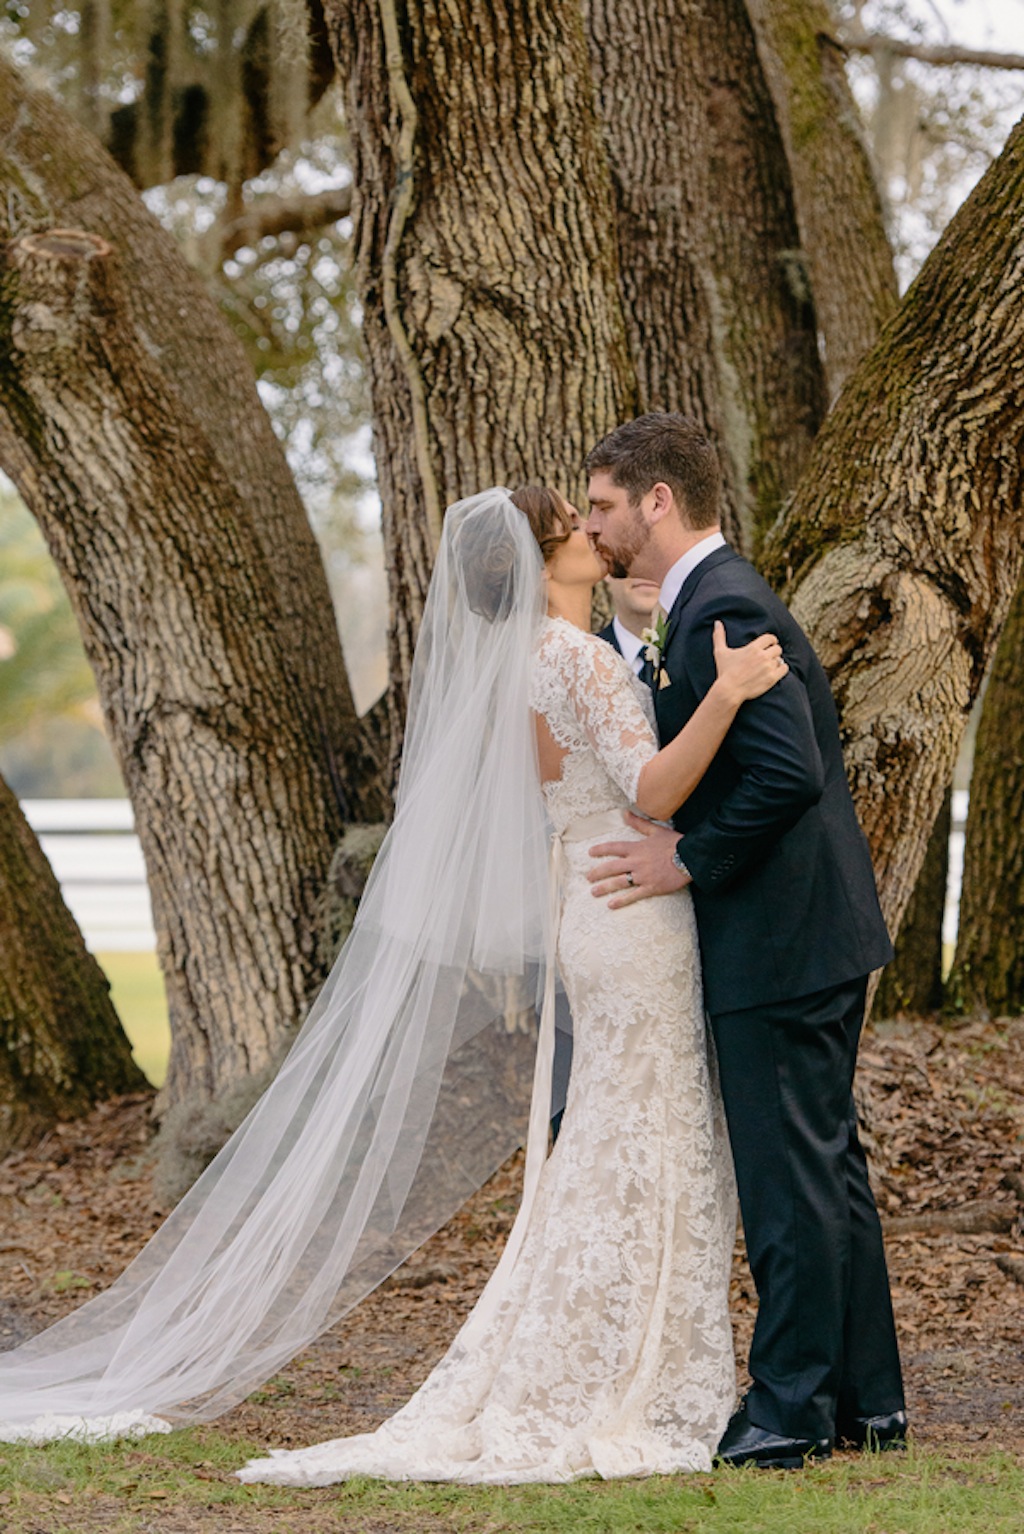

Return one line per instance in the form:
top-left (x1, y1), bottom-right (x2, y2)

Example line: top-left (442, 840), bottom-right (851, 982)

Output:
top-left (587, 813), bottom-right (689, 908)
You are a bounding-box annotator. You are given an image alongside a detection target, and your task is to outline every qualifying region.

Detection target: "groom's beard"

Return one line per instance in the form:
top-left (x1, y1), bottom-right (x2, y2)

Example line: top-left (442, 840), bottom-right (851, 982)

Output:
top-left (590, 505), bottom-right (651, 580)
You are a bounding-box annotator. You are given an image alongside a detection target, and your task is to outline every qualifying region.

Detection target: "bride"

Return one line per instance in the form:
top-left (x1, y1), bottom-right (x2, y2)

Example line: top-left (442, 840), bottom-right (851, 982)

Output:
top-left (0, 486), bottom-right (784, 1481)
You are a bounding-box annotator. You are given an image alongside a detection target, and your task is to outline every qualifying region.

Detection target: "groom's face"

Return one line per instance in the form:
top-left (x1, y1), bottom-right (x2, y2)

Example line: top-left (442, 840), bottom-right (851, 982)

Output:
top-left (586, 471), bottom-right (652, 579)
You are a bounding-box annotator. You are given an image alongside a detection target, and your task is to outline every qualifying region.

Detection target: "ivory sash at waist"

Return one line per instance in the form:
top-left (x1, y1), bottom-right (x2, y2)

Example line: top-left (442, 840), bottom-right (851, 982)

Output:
top-left (557, 807), bottom-right (636, 846)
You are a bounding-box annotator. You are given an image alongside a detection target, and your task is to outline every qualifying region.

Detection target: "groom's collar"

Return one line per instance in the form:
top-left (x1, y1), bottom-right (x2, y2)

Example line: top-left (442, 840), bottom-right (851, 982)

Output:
top-left (611, 616), bottom-right (646, 672)
top-left (658, 532), bottom-right (727, 616)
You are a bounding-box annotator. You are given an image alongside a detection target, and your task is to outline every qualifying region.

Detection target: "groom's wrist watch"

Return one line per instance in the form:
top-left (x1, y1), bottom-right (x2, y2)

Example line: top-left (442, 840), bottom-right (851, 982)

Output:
top-left (671, 843), bottom-right (691, 881)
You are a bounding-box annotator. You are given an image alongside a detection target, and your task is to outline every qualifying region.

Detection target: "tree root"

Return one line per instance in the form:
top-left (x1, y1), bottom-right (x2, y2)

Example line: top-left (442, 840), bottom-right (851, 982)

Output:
top-left (882, 1200), bottom-right (1016, 1236)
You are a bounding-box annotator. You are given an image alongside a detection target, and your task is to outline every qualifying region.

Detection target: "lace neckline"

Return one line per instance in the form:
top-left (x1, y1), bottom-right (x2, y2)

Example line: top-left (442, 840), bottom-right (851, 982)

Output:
top-left (543, 614), bottom-right (596, 638)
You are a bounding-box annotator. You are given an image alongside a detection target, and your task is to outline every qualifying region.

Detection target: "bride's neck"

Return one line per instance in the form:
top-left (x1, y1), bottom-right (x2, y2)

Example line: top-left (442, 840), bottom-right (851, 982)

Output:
top-left (545, 585), bottom-right (594, 630)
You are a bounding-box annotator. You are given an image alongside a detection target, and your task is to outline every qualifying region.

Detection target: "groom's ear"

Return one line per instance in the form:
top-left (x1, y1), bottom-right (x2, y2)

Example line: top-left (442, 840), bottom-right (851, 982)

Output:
top-left (645, 481), bottom-right (676, 526)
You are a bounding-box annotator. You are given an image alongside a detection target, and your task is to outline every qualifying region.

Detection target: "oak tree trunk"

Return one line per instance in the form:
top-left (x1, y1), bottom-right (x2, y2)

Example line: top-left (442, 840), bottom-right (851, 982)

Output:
top-left (587, 0), bottom-right (827, 554)
top-left (874, 788), bottom-right (950, 1017)
top-left (327, 0), bottom-right (636, 741)
top-left (744, 0), bottom-right (899, 396)
top-left (762, 117), bottom-right (1024, 947)
top-left (0, 60), bottom-right (385, 827)
top-left (948, 578), bottom-right (1024, 1016)
top-left (0, 66), bottom-right (378, 1109)
top-left (0, 772), bottom-right (145, 1154)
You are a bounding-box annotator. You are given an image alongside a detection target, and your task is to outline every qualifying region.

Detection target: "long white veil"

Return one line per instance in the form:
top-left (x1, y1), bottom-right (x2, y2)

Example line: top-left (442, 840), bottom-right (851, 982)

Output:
top-left (0, 488), bottom-right (555, 1442)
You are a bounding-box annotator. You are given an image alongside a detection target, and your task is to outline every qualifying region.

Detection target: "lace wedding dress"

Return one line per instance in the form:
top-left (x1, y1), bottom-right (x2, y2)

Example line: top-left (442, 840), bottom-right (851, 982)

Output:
top-left (238, 617), bottom-right (737, 1487)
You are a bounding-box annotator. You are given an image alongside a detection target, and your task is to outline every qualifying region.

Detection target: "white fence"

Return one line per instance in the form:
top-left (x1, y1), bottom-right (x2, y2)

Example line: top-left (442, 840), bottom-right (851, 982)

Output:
top-left (23, 792), bottom-right (972, 956)
top-left (23, 799), bottom-right (156, 952)
top-left (944, 789), bottom-right (969, 947)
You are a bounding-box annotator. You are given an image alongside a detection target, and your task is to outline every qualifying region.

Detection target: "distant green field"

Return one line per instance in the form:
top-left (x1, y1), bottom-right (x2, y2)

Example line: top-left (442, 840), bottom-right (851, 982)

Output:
top-left (94, 941), bottom-right (955, 1093)
top-left (96, 951), bottom-right (170, 1087)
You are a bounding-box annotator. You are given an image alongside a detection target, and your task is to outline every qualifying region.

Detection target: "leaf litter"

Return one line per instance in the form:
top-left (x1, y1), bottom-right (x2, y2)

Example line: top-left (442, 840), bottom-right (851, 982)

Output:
top-left (0, 1017), bottom-right (1021, 1479)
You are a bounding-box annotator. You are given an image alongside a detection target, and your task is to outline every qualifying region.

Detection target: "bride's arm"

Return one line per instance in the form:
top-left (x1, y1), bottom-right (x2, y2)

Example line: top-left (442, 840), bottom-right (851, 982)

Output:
top-left (554, 621), bottom-right (785, 819)
top-left (634, 622), bottom-right (785, 821)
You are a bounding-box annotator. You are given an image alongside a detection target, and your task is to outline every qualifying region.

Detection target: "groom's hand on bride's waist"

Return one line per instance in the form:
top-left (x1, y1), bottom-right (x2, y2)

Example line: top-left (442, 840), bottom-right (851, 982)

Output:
top-left (587, 812), bottom-right (690, 908)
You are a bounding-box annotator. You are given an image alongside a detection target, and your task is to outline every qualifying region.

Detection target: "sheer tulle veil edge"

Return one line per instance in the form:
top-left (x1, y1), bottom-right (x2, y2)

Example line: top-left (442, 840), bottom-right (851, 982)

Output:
top-left (0, 488), bottom-right (555, 1443)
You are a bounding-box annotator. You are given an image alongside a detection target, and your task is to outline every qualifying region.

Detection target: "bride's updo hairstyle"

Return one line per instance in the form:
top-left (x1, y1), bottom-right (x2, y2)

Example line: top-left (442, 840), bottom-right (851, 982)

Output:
top-left (509, 485), bottom-right (574, 564)
top-left (456, 485), bottom-right (570, 621)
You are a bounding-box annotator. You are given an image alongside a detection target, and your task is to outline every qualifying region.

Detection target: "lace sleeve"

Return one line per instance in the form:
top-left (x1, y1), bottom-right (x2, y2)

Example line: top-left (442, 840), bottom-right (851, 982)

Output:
top-left (540, 625), bottom-right (658, 803)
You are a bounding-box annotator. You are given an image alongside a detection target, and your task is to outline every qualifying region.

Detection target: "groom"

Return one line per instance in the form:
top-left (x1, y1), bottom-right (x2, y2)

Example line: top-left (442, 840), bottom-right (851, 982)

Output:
top-left (584, 412), bottom-right (906, 1468)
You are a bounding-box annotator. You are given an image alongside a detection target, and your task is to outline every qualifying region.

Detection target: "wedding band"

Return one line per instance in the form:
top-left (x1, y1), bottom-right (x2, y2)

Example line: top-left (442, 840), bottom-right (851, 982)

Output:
top-left (625, 872), bottom-right (635, 887)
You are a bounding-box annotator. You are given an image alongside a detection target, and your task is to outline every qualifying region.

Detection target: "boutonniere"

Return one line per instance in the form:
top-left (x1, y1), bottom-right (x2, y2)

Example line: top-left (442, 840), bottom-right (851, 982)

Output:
top-left (641, 610), bottom-right (672, 688)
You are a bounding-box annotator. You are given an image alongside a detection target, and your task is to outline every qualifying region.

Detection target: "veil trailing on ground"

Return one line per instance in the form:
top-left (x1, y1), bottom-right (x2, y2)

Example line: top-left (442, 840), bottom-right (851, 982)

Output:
top-left (0, 489), bottom-right (556, 1442)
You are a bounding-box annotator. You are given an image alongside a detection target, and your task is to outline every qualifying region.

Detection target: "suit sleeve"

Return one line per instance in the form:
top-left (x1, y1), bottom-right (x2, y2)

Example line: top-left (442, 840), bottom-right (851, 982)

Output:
top-left (674, 588), bottom-right (824, 892)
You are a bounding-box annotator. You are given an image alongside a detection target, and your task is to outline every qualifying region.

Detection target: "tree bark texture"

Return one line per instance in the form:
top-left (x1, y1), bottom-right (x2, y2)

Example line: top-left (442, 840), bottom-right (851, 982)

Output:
top-left (0, 62), bottom-right (393, 1105)
top-left (0, 60), bottom-right (384, 825)
top-left (587, 0), bottom-right (827, 555)
top-left (874, 787), bottom-right (950, 1017)
top-left (762, 117), bottom-right (1024, 948)
top-left (327, 0), bottom-right (637, 741)
top-left (948, 577), bottom-right (1024, 1016)
top-left (744, 0), bottom-right (899, 397)
top-left (0, 772), bottom-right (145, 1155)
top-left (0, 213), bottom-right (356, 1109)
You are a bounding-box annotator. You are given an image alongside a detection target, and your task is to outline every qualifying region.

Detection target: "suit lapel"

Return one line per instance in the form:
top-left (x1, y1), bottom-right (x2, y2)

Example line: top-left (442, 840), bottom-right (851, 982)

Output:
top-left (662, 544), bottom-right (740, 655)
top-left (655, 546), bottom-right (742, 727)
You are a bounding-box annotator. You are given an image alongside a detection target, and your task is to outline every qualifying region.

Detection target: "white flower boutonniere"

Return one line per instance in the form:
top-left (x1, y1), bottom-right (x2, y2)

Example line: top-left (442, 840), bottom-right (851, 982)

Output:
top-left (641, 609), bottom-right (672, 688)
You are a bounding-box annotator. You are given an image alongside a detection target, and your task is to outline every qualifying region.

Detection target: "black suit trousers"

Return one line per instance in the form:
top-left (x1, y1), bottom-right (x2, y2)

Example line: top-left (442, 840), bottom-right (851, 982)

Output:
top-left (711, 977), bottom-right (905, 1439)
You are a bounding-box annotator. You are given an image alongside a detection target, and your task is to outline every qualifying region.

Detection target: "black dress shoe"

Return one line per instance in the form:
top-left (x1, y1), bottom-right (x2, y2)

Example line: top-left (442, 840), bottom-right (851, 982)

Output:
top-left (715, 1403), bottom-right (832, 1470)
top-left (836, 1409), bottom-right (908, 1452)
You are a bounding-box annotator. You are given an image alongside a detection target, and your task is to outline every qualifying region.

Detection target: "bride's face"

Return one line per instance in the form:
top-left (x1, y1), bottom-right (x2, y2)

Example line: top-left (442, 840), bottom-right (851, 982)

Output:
top-left (545, 502), bottom-right (606, 588)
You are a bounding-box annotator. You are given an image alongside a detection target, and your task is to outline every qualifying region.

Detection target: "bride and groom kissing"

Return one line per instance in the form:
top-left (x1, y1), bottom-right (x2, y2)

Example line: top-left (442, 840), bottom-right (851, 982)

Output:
top-left (0, 411), bottom-right (906, 1483)
top-left (582, 413), bottom-right (906, 1468)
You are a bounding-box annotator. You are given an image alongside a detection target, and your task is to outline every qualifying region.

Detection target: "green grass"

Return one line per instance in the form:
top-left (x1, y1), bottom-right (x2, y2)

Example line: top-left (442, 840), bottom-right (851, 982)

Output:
top-left (0, 1432), bottom-right (1020, 1533)
top-left (96, 951), bottom-right (170, 1088)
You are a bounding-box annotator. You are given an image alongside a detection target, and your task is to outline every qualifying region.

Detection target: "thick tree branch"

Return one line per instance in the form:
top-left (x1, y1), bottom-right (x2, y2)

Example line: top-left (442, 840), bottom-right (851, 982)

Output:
top-left (844, 32), bottom-right (1024, 73)
top-left (744, 0), bottom-right (899, 396)
top-left (0, 224), bottom-right (348, 1104)
top-left (883, 1200), bottom-right (1015, 1236)
top-left (0, 58), bottom-right (382, 825)
top-left (763, 117), bottom-right (1024, 949)
top-left (212, 184), bottom-right (354, 263)
top-left (0, 61), bottom-right (388, 1106)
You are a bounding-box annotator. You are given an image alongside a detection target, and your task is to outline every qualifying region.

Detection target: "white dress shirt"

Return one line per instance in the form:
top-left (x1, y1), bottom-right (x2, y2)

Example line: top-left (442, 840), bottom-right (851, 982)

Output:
top-left (658, 532), bottom-right (727, 618)
top-left (611, 616), bottom-right (646, 675)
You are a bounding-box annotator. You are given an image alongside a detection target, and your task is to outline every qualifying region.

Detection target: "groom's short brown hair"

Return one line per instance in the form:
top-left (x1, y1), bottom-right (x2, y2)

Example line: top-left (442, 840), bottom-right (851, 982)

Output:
top-left (585, 413), bottom-right (721, 529)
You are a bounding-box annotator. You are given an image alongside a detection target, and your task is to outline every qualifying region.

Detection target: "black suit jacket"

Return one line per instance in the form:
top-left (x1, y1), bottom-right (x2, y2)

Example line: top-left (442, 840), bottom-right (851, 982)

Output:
top-left (655, 545), bottom-right (893, 1014)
